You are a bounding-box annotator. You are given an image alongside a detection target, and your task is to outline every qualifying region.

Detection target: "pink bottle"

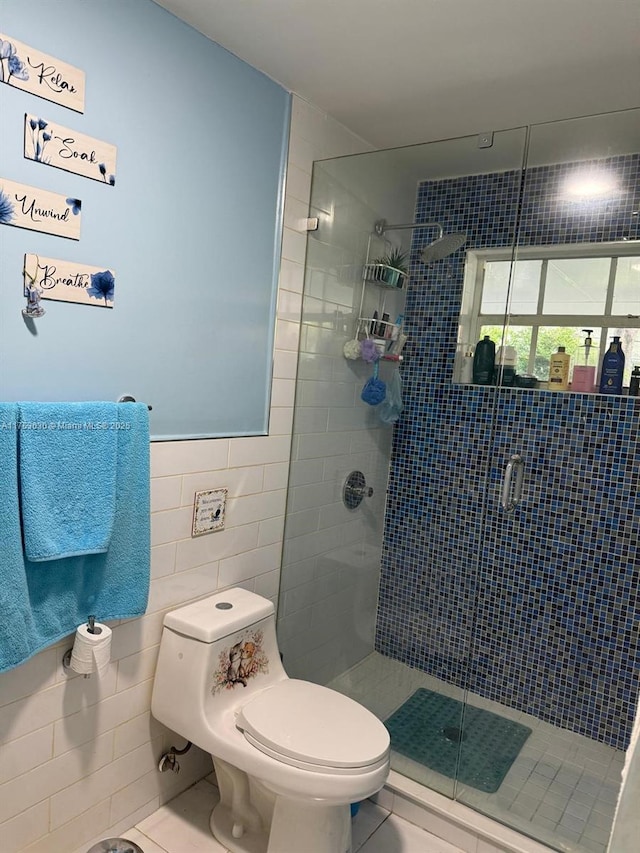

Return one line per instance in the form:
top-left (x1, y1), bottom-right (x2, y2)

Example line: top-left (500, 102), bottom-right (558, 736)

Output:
top-left (572, 330), bottom-right (597, 393)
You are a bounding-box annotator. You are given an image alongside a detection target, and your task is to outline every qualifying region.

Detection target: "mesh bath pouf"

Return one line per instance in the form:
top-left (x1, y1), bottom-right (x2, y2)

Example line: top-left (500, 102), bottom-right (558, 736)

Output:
top-left (360, 338), bottom-right (380, 363)
top-left (343, 339), bottom-right (361, 360)
top-left (378, 370), bottom-right (403, 424)
top-left (361, 362), bottom-right (386, 405)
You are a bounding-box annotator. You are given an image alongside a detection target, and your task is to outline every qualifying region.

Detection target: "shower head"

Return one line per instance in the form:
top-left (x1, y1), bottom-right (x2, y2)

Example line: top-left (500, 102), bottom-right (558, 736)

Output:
top-left (373, 219), bottom-right (466, 264)
top-left (420, 231), bottom-right (467, 263)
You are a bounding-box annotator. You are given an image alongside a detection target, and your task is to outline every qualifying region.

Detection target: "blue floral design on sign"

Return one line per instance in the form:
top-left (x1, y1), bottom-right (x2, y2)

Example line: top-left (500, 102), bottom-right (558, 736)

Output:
top-left (87, 270), bottom-right (115, 306)
top-left (98, 164), bottom-right (115, 186)
top-left (28, 118), bottom-right (53, 164)
top-left (0, 188), bottom-right (15, 224)
top-left (66, 198), bottom-right (82, 215)
top-left (0, 39), bottom-right (28, 83)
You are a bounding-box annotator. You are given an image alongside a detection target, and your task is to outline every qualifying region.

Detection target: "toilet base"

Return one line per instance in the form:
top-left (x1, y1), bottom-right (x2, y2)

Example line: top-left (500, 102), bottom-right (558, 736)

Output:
top-left (211, 796), bottom-right (352, 853)
top-left (211, 801), bottom-right (267, 853)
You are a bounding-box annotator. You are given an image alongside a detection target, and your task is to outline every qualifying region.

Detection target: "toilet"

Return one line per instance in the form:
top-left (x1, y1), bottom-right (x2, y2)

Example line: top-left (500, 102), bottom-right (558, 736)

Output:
top-left (151, 587), bottom-right (390, 853)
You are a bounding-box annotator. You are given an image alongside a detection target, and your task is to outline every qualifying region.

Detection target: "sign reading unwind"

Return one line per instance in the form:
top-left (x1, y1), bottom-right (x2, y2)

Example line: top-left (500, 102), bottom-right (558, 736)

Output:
top-left (0, 178), bottom-right (81, 240)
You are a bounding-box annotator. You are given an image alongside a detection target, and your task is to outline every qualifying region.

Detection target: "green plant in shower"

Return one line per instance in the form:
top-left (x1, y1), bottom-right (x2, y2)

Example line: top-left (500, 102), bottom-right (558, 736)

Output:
top-left (375, 247), bottom-right (408, 273)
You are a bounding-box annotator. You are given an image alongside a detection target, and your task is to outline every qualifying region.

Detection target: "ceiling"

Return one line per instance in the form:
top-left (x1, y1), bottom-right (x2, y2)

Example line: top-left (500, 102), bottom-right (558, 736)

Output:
top-left (153, 0), bottom-right (639, 149)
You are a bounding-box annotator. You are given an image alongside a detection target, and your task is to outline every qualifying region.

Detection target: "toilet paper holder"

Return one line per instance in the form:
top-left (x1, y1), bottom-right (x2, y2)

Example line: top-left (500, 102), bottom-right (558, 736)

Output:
top-left (62, 614), bottom-right (100, 678)
top-left (86, 615), bottom-right (101, 635)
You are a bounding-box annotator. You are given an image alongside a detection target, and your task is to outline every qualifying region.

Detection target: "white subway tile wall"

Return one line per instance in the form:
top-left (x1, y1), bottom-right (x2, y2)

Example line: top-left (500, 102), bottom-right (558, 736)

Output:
top-left (0, 96), bottom-right (372, 853)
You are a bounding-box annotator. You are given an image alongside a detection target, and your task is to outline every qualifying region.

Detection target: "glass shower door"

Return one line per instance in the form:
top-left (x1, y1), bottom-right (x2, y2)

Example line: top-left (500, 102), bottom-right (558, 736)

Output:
top-left (456, 109), bottom-right (640, 852)
top-left (376, 128), bottom-right (530, 802)
top-left (277, 126), bottom-right (529, 801)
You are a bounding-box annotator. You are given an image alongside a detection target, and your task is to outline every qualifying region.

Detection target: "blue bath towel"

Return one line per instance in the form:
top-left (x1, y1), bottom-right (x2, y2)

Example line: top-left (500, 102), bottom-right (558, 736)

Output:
top-left (0, 404), bottom-right (36, 668)
top-left (18, 402), bottom-right (118, 561)
top-left (0, 402), bottom-right (150, 674)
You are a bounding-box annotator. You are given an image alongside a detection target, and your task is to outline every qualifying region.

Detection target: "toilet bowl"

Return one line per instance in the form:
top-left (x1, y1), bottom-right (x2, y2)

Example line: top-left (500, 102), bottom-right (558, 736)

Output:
top-left (151, 588), bottom-right (390, 853)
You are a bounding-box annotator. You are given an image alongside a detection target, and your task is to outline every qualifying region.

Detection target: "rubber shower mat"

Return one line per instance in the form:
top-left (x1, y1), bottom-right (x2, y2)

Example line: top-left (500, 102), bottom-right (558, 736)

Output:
top-left (385, 688), bottom-right (532, 793)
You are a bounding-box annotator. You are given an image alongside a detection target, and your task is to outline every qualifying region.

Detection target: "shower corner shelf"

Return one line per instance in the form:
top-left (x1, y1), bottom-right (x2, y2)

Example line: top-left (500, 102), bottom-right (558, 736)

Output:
top-left (363, 262), bottom-right (407, 290)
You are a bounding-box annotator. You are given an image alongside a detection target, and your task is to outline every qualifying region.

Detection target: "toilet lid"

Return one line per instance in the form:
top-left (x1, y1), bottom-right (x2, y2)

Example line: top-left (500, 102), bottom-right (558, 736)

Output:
top-left (236, 679), bottom-right (390, 769)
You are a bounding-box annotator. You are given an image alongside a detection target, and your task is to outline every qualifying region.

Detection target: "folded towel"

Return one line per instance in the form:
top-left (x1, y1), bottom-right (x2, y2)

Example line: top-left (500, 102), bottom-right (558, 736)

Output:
top-left (18, 401), bottom-right (118, 561)
top-left (0, 402), bottom-right (150, 674)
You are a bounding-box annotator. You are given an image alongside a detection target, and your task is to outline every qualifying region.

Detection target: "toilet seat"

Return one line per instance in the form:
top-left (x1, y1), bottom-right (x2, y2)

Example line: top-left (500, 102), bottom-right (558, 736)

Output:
top-left (235, 679), bottom-right (390, 774)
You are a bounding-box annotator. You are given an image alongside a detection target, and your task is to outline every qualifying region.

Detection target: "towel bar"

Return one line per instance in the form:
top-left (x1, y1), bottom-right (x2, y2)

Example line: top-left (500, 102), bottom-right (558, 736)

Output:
top-left (118, 394), bottom-right (152, 411)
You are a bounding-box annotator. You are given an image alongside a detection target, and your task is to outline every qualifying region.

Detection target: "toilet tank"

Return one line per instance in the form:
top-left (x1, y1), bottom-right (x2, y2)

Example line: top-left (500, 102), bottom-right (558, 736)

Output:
top-left (151, 588), bottom-right (287, 749)
top-left (163, 587), bottom-right (274, 643)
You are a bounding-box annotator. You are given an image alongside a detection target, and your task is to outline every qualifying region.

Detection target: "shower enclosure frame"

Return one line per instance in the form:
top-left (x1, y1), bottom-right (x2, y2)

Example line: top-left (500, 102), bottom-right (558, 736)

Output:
top-left (276, 109), bottom-right (640, 853)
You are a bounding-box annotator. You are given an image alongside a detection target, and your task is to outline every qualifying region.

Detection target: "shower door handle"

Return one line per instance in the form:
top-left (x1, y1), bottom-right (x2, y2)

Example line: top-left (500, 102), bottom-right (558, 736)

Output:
top-left (501, 454), bottom-right (524, 512)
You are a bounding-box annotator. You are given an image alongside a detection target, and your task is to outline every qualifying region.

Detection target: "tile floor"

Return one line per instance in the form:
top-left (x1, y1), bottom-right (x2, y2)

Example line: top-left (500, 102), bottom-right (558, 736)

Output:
top-left (118, 777), bottom-right (465, 853)
top-left (329, 653), bottom-right (624, 853)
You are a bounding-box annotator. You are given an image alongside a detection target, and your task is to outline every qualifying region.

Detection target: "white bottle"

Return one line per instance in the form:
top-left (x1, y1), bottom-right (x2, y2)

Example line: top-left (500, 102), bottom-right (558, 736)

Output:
top-left (461, 348), bottom-right (474, 383)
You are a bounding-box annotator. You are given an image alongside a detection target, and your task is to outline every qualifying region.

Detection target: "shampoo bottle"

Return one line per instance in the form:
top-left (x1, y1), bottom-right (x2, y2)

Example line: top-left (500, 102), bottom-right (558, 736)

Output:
top-left (472, 336), bottom-right (495, 385)
top-left (599, 336), bottom-right (625, 395)
top-left (548, 346), bottom-right (571, 391)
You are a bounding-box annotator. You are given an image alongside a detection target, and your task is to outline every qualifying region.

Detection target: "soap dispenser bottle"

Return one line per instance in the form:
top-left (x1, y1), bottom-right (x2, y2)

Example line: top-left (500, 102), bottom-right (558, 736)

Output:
top-left (599, 336), bottom-right (625, 395)
top-left (629, 366), bottom-right (640, 397)
top-left (572, 329), bottom-right (597, 393)
top-left (548, 346), bottom-right (571, 391)
top-left (472, 335), bottom-right (495, 385)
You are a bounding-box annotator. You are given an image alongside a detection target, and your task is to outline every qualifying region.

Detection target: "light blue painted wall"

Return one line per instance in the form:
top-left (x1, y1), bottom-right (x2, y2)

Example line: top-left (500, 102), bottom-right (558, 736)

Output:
top-left (0, 0), bottom-right (290, 439)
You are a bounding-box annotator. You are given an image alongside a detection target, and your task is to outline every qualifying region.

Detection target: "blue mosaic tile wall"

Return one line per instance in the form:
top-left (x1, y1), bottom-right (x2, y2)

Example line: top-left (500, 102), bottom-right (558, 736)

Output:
top-left (377, 154), bottom-right (640, 749)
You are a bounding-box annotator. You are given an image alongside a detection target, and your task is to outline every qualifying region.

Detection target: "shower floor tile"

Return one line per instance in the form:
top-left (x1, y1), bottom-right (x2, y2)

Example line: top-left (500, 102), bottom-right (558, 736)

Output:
top-left (328, 652), bottom-right (624, 853)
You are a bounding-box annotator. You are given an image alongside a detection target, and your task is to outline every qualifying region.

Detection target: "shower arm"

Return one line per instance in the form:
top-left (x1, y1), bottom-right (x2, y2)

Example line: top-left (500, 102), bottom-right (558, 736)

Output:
top-left (374, 219), bottom-right (444, 240)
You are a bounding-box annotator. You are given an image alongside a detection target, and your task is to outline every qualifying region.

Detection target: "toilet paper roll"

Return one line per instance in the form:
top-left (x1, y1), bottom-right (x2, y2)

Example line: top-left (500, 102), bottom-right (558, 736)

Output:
top-left (69, 621), bottom-right (112, 675)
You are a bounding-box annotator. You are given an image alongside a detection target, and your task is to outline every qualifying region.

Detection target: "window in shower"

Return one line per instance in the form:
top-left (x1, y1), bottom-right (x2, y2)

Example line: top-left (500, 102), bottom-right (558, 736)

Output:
top-left (458, 243), bottom-right (640, 386)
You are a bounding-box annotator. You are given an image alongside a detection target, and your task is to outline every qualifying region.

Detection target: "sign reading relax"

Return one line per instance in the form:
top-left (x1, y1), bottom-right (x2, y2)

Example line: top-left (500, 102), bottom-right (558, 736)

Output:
top-left (0, 178), bottom-right (81, 240)
top-left (0, 33), bottom-right (85, 113)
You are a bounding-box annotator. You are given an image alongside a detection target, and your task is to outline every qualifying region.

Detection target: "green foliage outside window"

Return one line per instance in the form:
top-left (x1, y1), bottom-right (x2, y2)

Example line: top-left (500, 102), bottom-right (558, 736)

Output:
top-left (481, 326), bottom-right (585, 379)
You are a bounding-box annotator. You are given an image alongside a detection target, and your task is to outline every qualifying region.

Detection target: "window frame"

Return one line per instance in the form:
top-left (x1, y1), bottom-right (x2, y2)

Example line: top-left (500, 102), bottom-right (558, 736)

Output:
top-left (458, 241), bottom-right (640, 382)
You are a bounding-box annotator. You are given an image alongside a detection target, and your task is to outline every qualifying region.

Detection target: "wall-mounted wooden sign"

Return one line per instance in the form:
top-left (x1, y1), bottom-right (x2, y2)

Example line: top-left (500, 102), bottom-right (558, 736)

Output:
top-left (0, 178), bottom-right (81, 240)
top-left (24, 114), bottom-right (117, 186)
top-left (24, 254), bottom-right (115, 308)
top-left (0, 33), bottom-right (85, 113)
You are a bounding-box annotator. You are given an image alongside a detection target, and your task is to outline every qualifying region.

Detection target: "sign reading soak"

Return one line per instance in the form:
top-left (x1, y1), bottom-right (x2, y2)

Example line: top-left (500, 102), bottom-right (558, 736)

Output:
top-left (24, 115), bottom-right (117, 186)
top-left (24, 254), bottom-right (115, 308)
top-left (0, 178), bottom-right (81, 240)
top-left (0, 33), bottom-right (85, 113)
